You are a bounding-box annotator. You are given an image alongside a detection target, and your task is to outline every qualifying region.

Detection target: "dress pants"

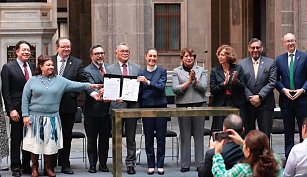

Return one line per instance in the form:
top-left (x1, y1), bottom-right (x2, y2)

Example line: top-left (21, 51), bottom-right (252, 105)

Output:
top-left (58, 112), bottom-right (75, 168)
top-left (244, 103), bottom-right (273, 138)
top-left (281, 100), bottom-right (307, 158)
top-left (143, 117), bottom-right (167, 168)
top-left (177, 102), bottom-right (205, 168)
top-left (10, 119), bottom-right (31, 170)
top-left (84, 115), bottom-right (111, 167)
top-left (123, 118), bottom-right (138, 167)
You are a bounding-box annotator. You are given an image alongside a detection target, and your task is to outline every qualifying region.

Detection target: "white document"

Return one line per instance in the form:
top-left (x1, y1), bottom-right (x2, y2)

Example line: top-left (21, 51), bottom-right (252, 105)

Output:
top-left (103, 77), bottom-right (121, 100)
top-left (122, 78), bottom-right (140, 101)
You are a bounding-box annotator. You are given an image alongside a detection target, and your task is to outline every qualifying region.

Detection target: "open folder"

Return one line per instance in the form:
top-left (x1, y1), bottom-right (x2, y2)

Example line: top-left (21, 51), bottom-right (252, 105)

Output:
top-left (103, 74), bottom-right (140, 102)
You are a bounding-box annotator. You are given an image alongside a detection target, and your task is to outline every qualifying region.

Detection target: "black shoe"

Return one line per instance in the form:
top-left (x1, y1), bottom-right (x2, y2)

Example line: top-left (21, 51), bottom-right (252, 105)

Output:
top-left (11, 168), bottom-right (21, 177)
top-left (180, 167), bottom-right (190, 172)
top-left (127, 166), bottom-right (136, 175)
top-left (88, 166), bottom-right (96, 173)
top-left (157, 168), bottom-right (164, 175)
top-left (21, 167), bottom-right (31, 174)
top-left (147, 168), bottom-right (154, 175)
top-left (99, 164), bottom-right (109, 172)
top-left (61, 167), bottom-right (74, 174)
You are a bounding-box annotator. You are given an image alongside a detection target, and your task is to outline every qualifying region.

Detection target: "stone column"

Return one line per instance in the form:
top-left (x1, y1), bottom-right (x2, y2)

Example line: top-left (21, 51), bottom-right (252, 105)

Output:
top-left (91, 0), bottom-right (145, 66)
top-left (0, 0), bottom-right (57, 67)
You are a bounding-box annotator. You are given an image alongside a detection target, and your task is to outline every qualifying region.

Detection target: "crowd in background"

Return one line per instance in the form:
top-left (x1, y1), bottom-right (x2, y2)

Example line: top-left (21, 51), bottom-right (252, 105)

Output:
top-left (0, 32), bottom-right (307, 177)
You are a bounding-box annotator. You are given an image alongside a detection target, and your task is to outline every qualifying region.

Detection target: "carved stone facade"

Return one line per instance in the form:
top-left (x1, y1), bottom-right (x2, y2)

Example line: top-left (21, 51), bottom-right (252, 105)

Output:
top-left (0, 0), bottom-right (57, 67)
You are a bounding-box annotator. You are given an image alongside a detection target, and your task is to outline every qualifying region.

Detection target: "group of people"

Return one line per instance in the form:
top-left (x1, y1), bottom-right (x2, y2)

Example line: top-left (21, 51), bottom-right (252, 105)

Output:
top-left (0, 31), bottom-right (306, 177)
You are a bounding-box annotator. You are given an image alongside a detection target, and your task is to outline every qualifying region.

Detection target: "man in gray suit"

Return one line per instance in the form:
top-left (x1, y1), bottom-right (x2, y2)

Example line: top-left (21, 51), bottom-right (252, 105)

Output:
top-left (84, 45), bottom-right (111, 173)
top-left (106, 43), bottom-right (141, 175)
top-left (238, 38), bottom-right (277, 138)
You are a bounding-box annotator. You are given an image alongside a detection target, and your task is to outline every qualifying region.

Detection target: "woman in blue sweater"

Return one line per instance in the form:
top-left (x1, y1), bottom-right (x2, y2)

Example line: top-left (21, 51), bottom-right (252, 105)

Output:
top-left (21, 55), bottom-right (101, 177)
top-left (138, 48), bottom-right (168, 175)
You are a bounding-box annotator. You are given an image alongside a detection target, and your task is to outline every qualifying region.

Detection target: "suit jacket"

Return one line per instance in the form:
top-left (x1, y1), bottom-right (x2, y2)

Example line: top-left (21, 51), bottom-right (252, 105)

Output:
top-left (198, 142), bottom-right (244, 177)
top-left (172, 65), bottom-right (207, 105)
top-left (51, 55), bottom-right (88, 113)
top-left (83, 63), bottom-right (110, 117)
top-left (1, 60), bottom-right (35, 115)
top-left (210, 64), bottom-right (245, 107)
top-left (138, 66), bottom-right (168, 107)
top-left (239, 56), bottom-right (276, 109)
top-left (275, 50), bottom-right (307, 108)
top-left (106, 61), bottom-right (141, 111)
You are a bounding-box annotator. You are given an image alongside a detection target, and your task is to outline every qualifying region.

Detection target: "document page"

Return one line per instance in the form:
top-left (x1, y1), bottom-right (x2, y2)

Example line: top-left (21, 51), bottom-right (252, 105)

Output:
top-left (103, 77), bottom-right (121, 100)
top-left (122, 78), bottom-right (140, 101)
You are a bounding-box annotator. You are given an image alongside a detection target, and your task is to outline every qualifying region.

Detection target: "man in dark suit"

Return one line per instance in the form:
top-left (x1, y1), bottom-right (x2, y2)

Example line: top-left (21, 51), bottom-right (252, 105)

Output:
top-left (106, 43), bottom-right (141, 175)
top-left (275, 33), bottom-right (307, 158)
top-left (1, 40), bottom-right (34, 177)
top-left (84, 45), bottom-right (111, 173)
top-left (238, 38), bottom-right (276, 138)
top-left (50, 37), bottom-right (88, 174)
top-left (198, 114), bottom-right (244, 177)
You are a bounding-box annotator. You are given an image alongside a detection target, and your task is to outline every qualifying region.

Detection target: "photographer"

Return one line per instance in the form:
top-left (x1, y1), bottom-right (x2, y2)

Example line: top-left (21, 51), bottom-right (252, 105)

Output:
top-left (198, 114), bottom-right (244, 177)
top-left (212, 129), bottom-right (283, 177)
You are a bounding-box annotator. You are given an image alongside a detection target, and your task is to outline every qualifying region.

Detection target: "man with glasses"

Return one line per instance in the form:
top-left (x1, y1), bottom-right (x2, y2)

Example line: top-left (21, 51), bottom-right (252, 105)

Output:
top-left (238, 38), bottom-right (276, 138)
top-left (275, 33), bottom-right (307, 159)
top-left (50, 37), bottom-right (88, 174)
top-left (106, 43), bottom-right (141, 175)
top-left (84, 45), bottom-right (111, 173)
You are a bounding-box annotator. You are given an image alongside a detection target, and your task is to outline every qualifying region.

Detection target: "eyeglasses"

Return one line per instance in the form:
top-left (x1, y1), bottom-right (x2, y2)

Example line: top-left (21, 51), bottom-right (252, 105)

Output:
top-left (93, 52), bottom-right (105, 56)
top-left (284, 39), bottom-right (296, 43)
top-left (249, 46), bottom-right (261, 50)
top-left (118, 50), bottom-right (130, 54)
top-left (59, 46), bottom-right (71, 49)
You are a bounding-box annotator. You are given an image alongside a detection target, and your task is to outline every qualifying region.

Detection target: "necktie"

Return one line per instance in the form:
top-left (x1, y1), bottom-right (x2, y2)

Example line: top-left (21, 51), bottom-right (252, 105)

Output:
top-left (59, 59), bottom-right (66, 76)
top-left (23, 62), bottom-right (29, 81)
top-left (122, 63), bottom-right (128, 76)
top-left (253, 60), bottom-right (259, 79)
top-left (289, 53), bottom-right (295, 89)
top-left (99, 66), bottom-right (104, 76)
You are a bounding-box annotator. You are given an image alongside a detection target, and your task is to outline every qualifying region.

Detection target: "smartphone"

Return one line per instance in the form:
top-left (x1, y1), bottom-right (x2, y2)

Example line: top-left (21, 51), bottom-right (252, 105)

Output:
top-left (213, 131), bottom-right (231, 142)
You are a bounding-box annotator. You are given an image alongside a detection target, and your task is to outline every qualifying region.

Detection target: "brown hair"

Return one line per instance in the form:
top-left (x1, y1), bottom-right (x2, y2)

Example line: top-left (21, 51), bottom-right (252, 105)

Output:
top-left (216, 45), bottom-right (237, 64)
top-left (34, 54), bottom-right (56, 76)
top-left (145, 48), bottom-right (158, 55)
top-left (244, 130), bottom-right (279, 177)
top-left (180, 47), bottom-right (195, 59)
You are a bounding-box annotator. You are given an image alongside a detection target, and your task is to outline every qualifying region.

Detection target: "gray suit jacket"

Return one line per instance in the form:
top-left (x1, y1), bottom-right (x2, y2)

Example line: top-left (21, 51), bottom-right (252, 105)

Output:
top-left (83, 62), bottom-right (110, 117)
top-left (172, 65), bottom-right (207, 105)
top-left (239, 56), bottom-right (276, 109)
top-left (106, 61), bottom-right (141, 111)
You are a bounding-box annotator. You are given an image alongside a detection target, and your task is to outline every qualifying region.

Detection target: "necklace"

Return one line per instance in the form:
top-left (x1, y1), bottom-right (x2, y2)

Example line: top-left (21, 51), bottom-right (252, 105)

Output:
top-left (41, 75), bottom-right (51, 89)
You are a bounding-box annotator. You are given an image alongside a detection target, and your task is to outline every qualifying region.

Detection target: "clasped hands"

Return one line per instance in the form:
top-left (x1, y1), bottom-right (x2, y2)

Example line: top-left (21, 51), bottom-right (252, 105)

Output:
top-left (283, 88), bottom-right (304, 100)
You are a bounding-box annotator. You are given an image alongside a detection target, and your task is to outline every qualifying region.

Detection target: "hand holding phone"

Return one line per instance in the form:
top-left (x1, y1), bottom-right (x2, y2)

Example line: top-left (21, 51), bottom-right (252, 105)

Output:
top-left (213, 131), bottom-right (231, 142)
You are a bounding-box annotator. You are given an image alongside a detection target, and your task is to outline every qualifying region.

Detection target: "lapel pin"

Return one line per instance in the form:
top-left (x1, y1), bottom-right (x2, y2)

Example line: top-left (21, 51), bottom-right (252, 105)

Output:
top-left (69, 62), bottom-right (72, 65)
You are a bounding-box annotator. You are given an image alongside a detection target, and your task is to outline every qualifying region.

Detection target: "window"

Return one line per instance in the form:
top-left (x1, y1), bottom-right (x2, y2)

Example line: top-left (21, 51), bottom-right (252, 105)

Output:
top-left (154, 4), bottom-right (181, 52)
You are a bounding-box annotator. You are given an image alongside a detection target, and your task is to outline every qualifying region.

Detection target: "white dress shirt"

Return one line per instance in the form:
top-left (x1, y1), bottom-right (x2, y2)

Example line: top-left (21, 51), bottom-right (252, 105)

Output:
top-left (284, 138), bottom-right (307, 177)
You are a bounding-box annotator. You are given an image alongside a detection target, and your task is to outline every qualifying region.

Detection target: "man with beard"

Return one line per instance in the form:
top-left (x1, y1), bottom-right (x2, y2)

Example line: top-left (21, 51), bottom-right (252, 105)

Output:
top-left (238, 38), bottom-right (276, 138)
top-left (1, 41), bottom-right (34, 176)
top-left (84, 45), bottom-right (111, 173)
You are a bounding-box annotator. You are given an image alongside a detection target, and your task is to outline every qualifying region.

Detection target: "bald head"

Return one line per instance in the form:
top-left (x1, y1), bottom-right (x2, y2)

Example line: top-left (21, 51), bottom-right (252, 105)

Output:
top-left (223, 114), bottom-right (243, 135)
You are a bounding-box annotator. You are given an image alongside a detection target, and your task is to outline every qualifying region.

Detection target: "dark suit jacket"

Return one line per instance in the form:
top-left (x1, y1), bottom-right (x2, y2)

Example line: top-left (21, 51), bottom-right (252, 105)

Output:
top-left (198, 142), bottom-right (244, 177)
top-left (275, 50), bottom-right (307, 108)
top-left (1, 60), bottom-right (35, 115)
top-left (239, 56), bottom-right (276, 110)
top-left (138, 66), bottom-right (168, 107)
top-left (210, 64), bottom-right (245, 107)
top-left (51, 55), bottom-right (88, 113)
top-left (83, 63), bottom-right (110, 117)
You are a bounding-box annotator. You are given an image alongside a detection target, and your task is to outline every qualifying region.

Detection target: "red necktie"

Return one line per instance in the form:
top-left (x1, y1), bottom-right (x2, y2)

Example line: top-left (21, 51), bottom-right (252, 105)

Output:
top-left (99, 66), bottom-right (104, 76)
top-left (23, 62), bottom-right (29, 81)
top-left (122, 64), bottom-right (128, 76)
